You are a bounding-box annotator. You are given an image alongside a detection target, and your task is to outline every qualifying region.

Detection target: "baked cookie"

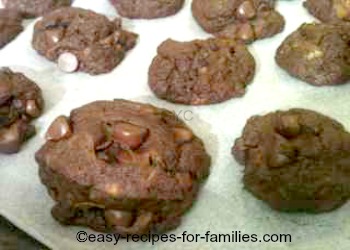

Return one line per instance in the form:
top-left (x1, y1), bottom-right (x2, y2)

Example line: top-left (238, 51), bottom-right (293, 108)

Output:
top-left (232, 109), bottom-right (350, 212)
top-left (0, 68), bottom-right (44, 154)
top-left (3, 0), bottom-right (72, 18)
top-left (35, 100), bottom-right (211, 235)
top-left (192, 0), bottom-right (285, 43)
top-left (32, 7), bottom-right (138, 75)
top-left (148, 38), bottom-right (256, 105)
top-left (304, 0), bottom-right (350, 23)
top-left (276, 23), bottom-right (350, 86)
top-left (0, 10), bottom-right (23, 49)
top-left (109, 0), bottom-right (184, 19)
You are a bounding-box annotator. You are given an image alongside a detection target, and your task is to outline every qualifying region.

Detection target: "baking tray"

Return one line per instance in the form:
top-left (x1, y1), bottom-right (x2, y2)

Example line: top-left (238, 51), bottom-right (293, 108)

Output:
top-left (1, 0), bottom-right (350, 249)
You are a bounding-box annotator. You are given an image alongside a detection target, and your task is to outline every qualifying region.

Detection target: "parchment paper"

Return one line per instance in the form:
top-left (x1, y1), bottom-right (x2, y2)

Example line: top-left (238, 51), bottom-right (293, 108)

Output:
top-left (1, 0), bottom-right (350, 249)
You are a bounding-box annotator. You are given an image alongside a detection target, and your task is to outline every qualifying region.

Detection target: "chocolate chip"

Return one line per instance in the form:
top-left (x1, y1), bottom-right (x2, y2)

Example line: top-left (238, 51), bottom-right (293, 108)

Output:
top-left (25, 100), bottom-right (41, 118)
top-left (276, 114), bottom-right (301, 138)
top-left (105, 210), bottom-right (134, 228)
top-left (237, 1), bottom-right (257, 20)
top-left (238, 23), bottom-right (255, 42)
top-left (113, 122), bottom-right (149, 150)
top-left (57, 52), bottom-right (79, 73)
top-left (116, 149), bottom-right (153, 167)
top-left (0, 121), bottom-right (22, 154)
top-left (269, 153), bottom-right (292, 168)
top-left (45, 115), bottom-right (72, 141)
top-left (173, 127), bottom-right (193, 144)
top-left (100, 35), bottom-right (115, 46)
top-left (258, 2), bottom-right (272, 12)
top-left (131, 212), bottom-right (153, 232)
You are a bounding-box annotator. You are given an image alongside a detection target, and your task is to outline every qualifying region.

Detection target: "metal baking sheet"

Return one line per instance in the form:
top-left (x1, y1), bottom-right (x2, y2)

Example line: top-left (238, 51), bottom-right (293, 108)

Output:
top-left (1, 0), bottom-right (350, 249)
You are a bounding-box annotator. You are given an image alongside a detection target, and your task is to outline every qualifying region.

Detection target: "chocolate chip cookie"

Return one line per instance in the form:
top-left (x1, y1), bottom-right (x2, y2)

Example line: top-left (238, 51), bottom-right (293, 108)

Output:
top-left (35, 100), bottom-right (211, 235)
top-left (109, 0), bottom-right (184, 19)
top-left (232, 109), bottom-right (350, 212)
top-left (0, 10), bottom-right (23, 49)
top-left (32, 7), bottom-right (138, 75)
top-left (148, 38), bottom-right (256, 105)
top-left (192, 0), bottom-right (285, 43)
top-left (3, 0), bottom-right (72, 18)
top-left (304, 0), bottom-right (350, 23)
top-left (276, 23), bottom-right (350, 86)
top-left (0, 68), bottom-right (44, 154)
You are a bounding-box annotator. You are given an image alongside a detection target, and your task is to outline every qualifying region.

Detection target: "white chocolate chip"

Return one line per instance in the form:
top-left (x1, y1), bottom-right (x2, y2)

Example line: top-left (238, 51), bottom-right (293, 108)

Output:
top-left (306, 50), bottom-right (323, 60)
top-left (237, 1), bottom-right (257, 19)
top-left (57, 52), bottom-right (79, 73)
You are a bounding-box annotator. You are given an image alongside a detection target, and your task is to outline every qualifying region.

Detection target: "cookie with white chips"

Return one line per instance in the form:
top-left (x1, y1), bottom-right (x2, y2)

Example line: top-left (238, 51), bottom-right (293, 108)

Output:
top-left (32, 7), bottom-right (138, 75)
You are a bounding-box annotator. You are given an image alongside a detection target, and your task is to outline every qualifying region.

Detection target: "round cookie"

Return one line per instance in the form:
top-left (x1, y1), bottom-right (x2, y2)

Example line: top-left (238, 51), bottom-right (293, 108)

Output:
top-left (3, 0), bottom-right (72, 18)
top-left (232, 109), bottom-right (350, 213)
top-left (109, 0), bottom-right (184, 19)
top-left (192, 0), bottom-right (285, 43)
top-left (32, 7), bottom-right (138, 75)
top-left (304, 0), bottom-right (350, 23)
top-left (0, 10), bottom-right (23, 49)
top-left (0, 68), bottom-right (44, 154)
top-left (275, 23), bottom-right (350, 86)
top-left (148, 38), bottom-right (256, 105)
top-left (35, 100), bottom-right (211, 235)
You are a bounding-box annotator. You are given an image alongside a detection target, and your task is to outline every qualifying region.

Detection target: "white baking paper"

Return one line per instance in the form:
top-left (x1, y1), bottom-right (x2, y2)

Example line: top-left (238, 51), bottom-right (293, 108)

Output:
top-left (1, 0), bottom-right (350, 249)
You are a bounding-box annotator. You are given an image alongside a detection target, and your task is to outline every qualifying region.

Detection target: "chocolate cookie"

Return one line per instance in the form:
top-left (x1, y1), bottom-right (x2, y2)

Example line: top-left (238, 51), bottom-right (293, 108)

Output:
top-left (275, 23), bottom-right (350, 86)
top-left (109, 0), bottom-right (184, 19)
top-left (0, 68), bottom-right (44, 154)
top-left (0, 10), bottom-right (23, 49)
top-left (35, 100), bottom-right (211, 235)
top-left (3, 0), bottom-right (72, 18)
top-left (304, 0), bottom-right (350, 24)
top-left (192, 0), bottom-right (285, 43)
top-left (232, 109), bottom-right (350, 212)
top-left (32, 7), bottom-right (138, 75)
top-left (148, 38), bottom-right (256, 105)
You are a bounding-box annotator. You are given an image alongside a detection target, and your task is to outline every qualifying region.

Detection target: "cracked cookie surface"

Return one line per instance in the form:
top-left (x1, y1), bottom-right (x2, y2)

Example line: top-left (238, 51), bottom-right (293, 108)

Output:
top-left (35, 99), bottom-right (211, 235)
top-left (192, 0), bottom-right (285, 43)
top-left (3, 0), bottom-right (72, 18)
top-left (32, 7), bottom-right (138, 75)
top-left (148, 38), bottom-right (256, 105)
top-left (0, 68), bottom-right (44, 154)
top-left (275, 23), bottom-right (350, 86)
top-left (109, 0), bottom-right (184, 19)
top-left (232, 109), bottom-right (350, 212)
